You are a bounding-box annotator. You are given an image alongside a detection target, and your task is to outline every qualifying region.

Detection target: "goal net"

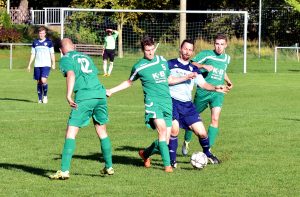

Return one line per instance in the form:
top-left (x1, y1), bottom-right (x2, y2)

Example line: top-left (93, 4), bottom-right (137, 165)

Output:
top-left (60, 8), bottom-right (248, 73)
top-left (274, 46), bottom-right (300, 73)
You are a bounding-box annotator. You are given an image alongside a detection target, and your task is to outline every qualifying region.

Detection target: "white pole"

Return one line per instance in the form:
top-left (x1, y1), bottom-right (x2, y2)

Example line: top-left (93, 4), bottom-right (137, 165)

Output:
top-left (180, 0), bottom-right (187, 45)
top-left (44, 8), bottom-right (47, 26)
top-left (6, 0), bottom-right (10, 14)
top-left (274, 47), bottom-right (277, 73)
top-left (296, 43), bottom-right (299, 62)
top-left (243, 12), bottom-right (248, 74)
top-left (10, 44), bottom-right (13, 70)
top-left (258, 0), bottom-right (262, 58)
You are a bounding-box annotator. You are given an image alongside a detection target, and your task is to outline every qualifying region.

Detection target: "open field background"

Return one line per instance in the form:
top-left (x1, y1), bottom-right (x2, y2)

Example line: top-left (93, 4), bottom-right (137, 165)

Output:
top-left (0, 51), bottom-right (299, 196)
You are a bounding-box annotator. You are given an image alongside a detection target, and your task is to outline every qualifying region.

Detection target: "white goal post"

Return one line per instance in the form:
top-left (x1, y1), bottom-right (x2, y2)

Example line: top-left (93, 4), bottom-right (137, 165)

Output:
top-left (60, 8), bottom-right (248, 73)
top-left (274, 46), bottom-right (300, 73)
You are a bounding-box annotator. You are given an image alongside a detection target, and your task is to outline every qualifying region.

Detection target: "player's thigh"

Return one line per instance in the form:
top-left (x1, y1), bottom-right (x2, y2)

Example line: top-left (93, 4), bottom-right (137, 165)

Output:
top-left (103, 50), bottom-right (108, 60)
top-left (109, 50), bottom-right (115, 62)
top-left (210, 93), bottom-right (224, 109)
top-left (68, 100), bottom-right (94, 128)
top-left (33, 67), bottom-right (42, 80)
top-left (93, 98), bottom-right (109, 125)
top-left (190, 121), bottom-right (207, 138)
top-left (40, 67), bottom-right (51, 79)
top-left (145, 99), bottom-right (172, 129)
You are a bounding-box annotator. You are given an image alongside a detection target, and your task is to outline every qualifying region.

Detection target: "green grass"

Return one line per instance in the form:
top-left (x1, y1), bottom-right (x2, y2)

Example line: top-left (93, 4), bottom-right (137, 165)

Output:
top-left (0, 56), bottom-right (300, 196)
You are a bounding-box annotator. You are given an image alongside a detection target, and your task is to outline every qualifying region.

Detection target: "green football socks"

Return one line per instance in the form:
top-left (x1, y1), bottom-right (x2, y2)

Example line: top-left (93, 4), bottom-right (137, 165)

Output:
top-left (208, 125), bottom-right (219, 147)
top-left (143, 139), bottom-right (160, 158)
top-left (184, 130), bottom-right (193, 143)
top-left (61, 138), bottom-right (76, 172)
top-left (159, 141), bottom-right (171, 167)
top-left (100, 137), bottom-right (113, 168)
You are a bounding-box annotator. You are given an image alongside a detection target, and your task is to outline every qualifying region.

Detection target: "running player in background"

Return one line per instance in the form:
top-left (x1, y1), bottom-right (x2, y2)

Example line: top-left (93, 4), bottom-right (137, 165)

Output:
top-left (168, 39), bottom-right (227, 167)
top-left (49, 38), bottom-right (113, 180)
top-left (106, 36), bottom-right (194, 172)
top-left (27, 26), bottom-right (55, 104)
top-left (182, 33), bottom-right (233, 157)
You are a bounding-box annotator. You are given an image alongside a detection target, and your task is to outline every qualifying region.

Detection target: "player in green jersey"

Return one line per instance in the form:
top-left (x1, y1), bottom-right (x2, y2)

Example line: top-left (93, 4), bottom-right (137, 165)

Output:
top-left (106, 36), bottom-right (194, 172)
top-left (182, 34), bottom-right (233, 161)
top-left (49, 38), bottom-right (113, 180)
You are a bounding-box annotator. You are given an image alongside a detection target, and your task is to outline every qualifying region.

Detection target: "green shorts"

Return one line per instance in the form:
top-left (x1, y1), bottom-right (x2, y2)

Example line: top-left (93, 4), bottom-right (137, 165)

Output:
top-left (194, 89), bottom-right (224, 113)
top-left (68, 98), bottom-right (109, 128)
top-left (144, 97), bottom-right (172, 129)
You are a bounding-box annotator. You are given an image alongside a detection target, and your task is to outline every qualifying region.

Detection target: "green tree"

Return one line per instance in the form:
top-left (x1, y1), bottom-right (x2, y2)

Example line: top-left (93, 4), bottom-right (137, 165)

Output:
top-left (285, 0), bottom-right (300, 11)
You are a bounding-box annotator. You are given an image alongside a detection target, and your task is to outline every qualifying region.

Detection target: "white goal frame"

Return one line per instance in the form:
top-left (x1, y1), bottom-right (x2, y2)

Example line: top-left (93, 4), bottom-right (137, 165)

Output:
top-left (274, 46), bottom-right (300, 73)
top-left (60, 8), bottom-right (249, 73)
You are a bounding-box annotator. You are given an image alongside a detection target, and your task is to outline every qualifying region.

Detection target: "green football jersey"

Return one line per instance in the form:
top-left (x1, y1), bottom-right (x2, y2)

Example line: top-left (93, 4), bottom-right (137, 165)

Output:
top-left (192, 50), bottom-right (230, 86)
top-left (60, 50), bottom-right (106, 101)
top-left (129, 55), bottom-right (171, 102)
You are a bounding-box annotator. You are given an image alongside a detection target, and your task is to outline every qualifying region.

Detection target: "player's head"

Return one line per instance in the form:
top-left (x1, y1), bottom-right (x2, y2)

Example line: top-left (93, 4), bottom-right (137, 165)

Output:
top-left (141, 36), bottom-right (155, 60)
top-left (214, 33), bottom-right (227, 55)
top-left (38, 26), bottom-right (47, 40)
top-left (106, 29), bottom-right (112, 35)
top-left (59, 38), bottom-right (75, 55)
top-left (180, 39), bottom-right (194, 61)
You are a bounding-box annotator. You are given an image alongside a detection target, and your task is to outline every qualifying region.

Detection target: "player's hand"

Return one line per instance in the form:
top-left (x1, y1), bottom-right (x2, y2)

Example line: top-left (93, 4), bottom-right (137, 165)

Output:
top-left (27, 66), bottom-right (31, 72)
top-left (186, 72), bottom-right (197, 80)
top-left (67, 97), bottom-right (77, 109)
top-left (215, 85), bottom-right (229, 94)
top-left (106, 89), bottom-right (112, 97)
top-left (204, 65), bottom-right (214, 72)
top-left (226, 82), bottom-right (233, 91)
top-left (52, 64), bottom-right (56, 70)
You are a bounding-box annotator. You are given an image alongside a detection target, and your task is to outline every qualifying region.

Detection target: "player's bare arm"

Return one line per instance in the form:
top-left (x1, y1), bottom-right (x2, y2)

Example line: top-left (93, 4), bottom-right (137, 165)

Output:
top-left (168, 72), bottom-right (197, 85)
top-left (27, 53), bottom-right (35, 72)
top-left (192, 61), bottom-right (214, 72)
top-left (224, 73), bottom-right (233, 90)
top-left (51, 53), bottom-right (56, 70)
top-left (66, 70), bottom-right (77, 108)
top-left (107, 80), bottom-right (133, 97)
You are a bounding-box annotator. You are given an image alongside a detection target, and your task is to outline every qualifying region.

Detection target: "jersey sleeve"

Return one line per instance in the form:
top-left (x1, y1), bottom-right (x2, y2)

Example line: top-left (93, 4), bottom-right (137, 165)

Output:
top-left (129, 64), bottom-right (139, 81)
top-left (112, 31), bottom-right (119, 39)
top-left (48, 40), bottom-right (55, 54)
top-left (191, 50), bottom-right (207, 64)
top-left (59, 57), bottom-right (74, 77)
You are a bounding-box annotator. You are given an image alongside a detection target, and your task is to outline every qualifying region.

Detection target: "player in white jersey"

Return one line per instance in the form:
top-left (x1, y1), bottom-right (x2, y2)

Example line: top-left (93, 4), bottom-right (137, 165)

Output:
top-left (27, 26), bottom-right (55, 104)
top-left (168, 39), bottom-right (227, 167)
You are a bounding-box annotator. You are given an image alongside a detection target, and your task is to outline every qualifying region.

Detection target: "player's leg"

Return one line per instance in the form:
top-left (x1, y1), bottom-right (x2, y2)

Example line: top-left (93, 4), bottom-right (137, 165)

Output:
top-left (102, 50), bottom-right (108, 76)
top-left (49, 126), bottom-right (79, 180)
top-left (169, 120), bottom-right (179, 168)
top-left (93, 98), bottom-right (113, 175)
top-left (154, 118), bottom-right (172, 172)
top-left (107, 50), bottom-right (115, 76)
top-left (40, 67), bottom-right (51, 104)
top-left (190, 121), bottom-right (220, 164)
top-left (33, 67), bottom-right (43, 103)
top-left (208, 107), bottom-right (222, 147)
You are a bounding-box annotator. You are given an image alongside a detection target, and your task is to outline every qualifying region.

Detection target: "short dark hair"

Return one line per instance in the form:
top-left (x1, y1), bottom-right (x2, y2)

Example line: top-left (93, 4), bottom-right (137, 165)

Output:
top-left (38, 26), bottom-right (47, 33)
top-left (214, 33), bottom-right (227, 42)
top-left (141, 36), bottom-right (155, 50)
top-left (180, 39), bottom-right (195, 49)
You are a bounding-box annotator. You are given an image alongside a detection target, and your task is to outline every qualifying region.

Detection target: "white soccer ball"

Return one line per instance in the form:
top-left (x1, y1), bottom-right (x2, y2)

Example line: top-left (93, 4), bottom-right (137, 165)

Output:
top-left (190, 152), bottom-right (208, 169)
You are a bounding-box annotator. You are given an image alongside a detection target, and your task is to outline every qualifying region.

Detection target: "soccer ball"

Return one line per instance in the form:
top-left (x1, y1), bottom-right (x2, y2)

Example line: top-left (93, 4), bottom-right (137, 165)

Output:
top-left (190, 152), bottom-right (208, 169)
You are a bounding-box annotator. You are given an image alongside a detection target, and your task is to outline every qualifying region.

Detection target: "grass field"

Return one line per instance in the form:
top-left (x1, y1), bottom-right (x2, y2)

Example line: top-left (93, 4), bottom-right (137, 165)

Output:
top-left (0, 54), bottom-right (300, 196)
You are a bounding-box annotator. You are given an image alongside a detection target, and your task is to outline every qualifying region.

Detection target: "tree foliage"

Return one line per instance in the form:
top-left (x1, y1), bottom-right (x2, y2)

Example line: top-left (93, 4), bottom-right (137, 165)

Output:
top-left (285, 0), bottom-right (300, 11)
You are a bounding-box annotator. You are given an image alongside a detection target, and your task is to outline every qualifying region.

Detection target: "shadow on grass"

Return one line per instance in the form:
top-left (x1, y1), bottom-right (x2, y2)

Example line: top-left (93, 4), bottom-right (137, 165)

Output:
top-left (282, 118), bottom-right (300, 121)
top-left (0, 163), bottom-right (54, 178)
top-left (0, 98), bottom-right (34, 103)
top-left (288, 69), bottom-right (300, 72)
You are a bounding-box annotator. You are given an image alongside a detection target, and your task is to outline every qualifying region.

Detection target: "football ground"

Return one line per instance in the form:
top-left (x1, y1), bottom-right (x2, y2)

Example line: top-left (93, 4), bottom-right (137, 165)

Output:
top-left (0, 55), bottom-right (299, 196)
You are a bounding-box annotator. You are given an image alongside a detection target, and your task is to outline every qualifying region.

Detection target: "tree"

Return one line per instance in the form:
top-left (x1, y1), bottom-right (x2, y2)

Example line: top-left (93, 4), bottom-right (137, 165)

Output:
top-left (285, 0), bottom-right (300, 11)
top-left (70, 0), bottom-right (177, 57)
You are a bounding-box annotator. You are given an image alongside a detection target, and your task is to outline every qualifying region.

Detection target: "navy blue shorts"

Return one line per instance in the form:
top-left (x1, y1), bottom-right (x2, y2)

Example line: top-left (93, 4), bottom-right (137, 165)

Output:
top-left (103, 49), bottom-right (115, 62)
top-left (172, 98), bottom-right (202, 130)
top-left (34, 67), bottom-right (51, 80)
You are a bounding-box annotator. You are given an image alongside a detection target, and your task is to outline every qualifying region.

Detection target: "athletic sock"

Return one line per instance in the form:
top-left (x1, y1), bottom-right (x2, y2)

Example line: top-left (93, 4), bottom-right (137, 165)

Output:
top-left (208, 125), bottom-right (219, 147)
top-left (100, 137), bottom-right (113, 169)
top-left (103, 61), bottom-right (107, 74)
top-left (37, 84), bottom-right (43, 101)
top-left (42, 83), bottom-right (48, 97)
top-left (61, 138), bottom-right (76, 172)
top-left (108, 62), bottom-right (114, 75)
top-left (159, 141), bottom-right (171, 167)
top-left (184, 130), bottom-right (193, 143)
top-left (199, 137), bottom-right (211, 157)
top-left (143, 139), bottom-right (159, 158)
top-left (168, 136), bottom-right (178, 162)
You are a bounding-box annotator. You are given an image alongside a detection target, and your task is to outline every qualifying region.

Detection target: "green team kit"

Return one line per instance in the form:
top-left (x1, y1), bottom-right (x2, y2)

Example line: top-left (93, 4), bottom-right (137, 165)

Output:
top-left (192, 50), bottom-right (230, 112)
top-left (60, 50), bottom-right (108, 127)
top-left (129, 55), bottom-right (172, 129)
top-left (129, 55), bottom-right (172, 167)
